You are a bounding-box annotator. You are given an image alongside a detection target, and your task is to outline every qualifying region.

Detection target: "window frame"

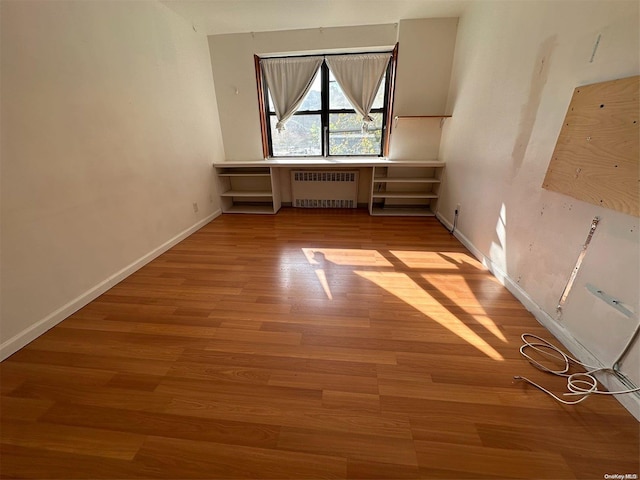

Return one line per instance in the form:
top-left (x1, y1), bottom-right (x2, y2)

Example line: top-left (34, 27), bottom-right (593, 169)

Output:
top-left (255, 45), bottom-right (398, 159)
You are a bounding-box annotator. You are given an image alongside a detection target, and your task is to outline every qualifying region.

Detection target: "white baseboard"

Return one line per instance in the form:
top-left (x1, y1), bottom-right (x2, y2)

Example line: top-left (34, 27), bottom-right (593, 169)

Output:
top-left (436, 212), bottom-right (640, 421)
top-left (0, 209), bottom-right (221, 361)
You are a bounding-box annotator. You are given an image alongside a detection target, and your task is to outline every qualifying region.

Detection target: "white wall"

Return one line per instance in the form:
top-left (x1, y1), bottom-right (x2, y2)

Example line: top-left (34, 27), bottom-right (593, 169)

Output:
top-left (389, 17), bottom-right (458, 160)
top-left (0, 0), bottom-right (225, 358)
top-left (394, 17), bottom-right (458, 116)
top-left (438, 0), bottom-right (639, 417)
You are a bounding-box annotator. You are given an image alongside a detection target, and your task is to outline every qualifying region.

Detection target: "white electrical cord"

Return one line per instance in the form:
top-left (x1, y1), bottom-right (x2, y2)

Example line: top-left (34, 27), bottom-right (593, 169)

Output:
top-left (514, 333), bottom-right (640, 405)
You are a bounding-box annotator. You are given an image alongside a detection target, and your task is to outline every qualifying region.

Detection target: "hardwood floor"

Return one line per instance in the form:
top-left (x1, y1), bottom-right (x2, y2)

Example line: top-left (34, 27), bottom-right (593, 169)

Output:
top-left (1, 208), bottom-right (638, 479)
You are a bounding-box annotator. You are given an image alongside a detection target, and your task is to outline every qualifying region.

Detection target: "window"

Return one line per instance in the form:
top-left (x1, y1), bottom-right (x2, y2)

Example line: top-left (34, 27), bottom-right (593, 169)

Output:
top-left (328, 67), bottom-right (386, 156)
top-left (255, 47), bottom-right (398, 158)
top-left (268, 72), bottom-right (323, 157)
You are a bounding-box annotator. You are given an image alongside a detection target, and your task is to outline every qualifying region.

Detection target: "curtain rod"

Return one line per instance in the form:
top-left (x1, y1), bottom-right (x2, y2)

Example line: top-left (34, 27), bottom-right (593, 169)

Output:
top-left (257, 49), bottom-right (394, 60)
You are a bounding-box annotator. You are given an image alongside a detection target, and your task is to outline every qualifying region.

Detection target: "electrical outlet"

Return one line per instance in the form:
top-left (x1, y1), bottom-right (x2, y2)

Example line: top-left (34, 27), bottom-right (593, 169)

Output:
top-left (456, 203), bottom-right (461, 214)
top-left (192, 202), bottom-right (199, 213)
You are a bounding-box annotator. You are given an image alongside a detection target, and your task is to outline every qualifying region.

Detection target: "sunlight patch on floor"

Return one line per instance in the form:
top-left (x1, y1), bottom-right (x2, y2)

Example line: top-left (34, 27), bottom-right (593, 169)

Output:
top-left (467, 314), bottom-right (507, 342)
top-left (397, 251), bottom-right (507, 344)
top-left (355, 270), bottom-right (505, 361)
top-left (313, 269), bottom-right (333, 300)
top-left (389, 250), bottom-right (481, 270)
top-left (300, 247), bottom-right (507, 355)
top-left (302, 248), bottom-right (393, 267)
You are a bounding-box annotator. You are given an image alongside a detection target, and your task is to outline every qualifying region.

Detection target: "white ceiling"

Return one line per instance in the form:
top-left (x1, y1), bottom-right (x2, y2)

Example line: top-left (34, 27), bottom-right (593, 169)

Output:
top-left (161, 0), bottom-right (470, 35)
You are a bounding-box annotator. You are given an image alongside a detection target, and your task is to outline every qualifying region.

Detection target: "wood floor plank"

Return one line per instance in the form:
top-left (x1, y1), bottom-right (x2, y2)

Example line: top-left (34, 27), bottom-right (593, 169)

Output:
top-left (475, 422), bottom-right (639, 462)
top-left (277, 426), bottom-right (418, 466)
top-left (378, 377), bottom-right (507, 406)
top-left (105, 372), bottom-right (165, 391)
top-left (214, 327), bottom-right (302, 345)
top-left (6, 382), bottom-right (172, 412)
top-left (209, 308), bottom-right (372, 327)
top-left (177, 348), bottom-right (379, 377)
top-left (0, 420), bottom-right (145, 460)
top-left (56, 317), bottom-right (137, 333)
top-left (561, 452), bottom-right (639, 480)
top-left (39, 403), bottom-right (281, 449)
top-left (381, 395), bottom-right (632, 429)
top-left (4, 348), bottom-right (174, 376)
top-left (0, 396), bottom-right (54, 422)
top-left (409, 416), bottom-right (484, 446)
top-left (155, 375), bottom-right (323, 405)
top-left (24, 332), bottom-right (187, 362)
top-left (268, 370), bottom-right (379, 394)
top-left (0, 362), bottom-right (115, 388)
top-left (167, 361), bottom-right (272, 385)
top-left (414, 440), bottom-right (577, 479)
top-left (101, 312), bottom-right (223, 328)
top-left (78, 302), bottom-right (177, 316)
top-left (346, 459), bottom-right (420, 479)
top-left (162, 395), bottom-right (414, 439)
top-left (219, 319), bottom-right (265, 330)
top-left (322, 390), bottom-right (381, 413)
top-left (0, 209), bottom-right (636, 479)
top-left (202, 338), bottom-right (398, 365)
top-left (135, 435), bottom-right (348, 479)
top-left (0, 444), bottom-right (159, 479)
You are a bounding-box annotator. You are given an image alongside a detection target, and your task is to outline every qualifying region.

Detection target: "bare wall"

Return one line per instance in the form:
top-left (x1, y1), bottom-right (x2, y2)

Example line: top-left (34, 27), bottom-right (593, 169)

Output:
top-left (389, 18), bottom-right (458, 160)
top-left (438, 0), bottom-right (639, 417)
top-left (0, 0), bottom-right (225, 357)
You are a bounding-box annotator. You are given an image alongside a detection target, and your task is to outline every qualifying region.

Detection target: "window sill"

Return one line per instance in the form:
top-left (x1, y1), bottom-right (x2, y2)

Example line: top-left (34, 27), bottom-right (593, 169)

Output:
top-left (214, 158), bottom-right (443, 168)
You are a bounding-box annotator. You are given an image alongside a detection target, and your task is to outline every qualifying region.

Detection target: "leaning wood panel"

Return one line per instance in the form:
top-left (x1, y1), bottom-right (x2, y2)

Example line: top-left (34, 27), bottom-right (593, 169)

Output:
top-left (542, 75), bottom-right (639, 217)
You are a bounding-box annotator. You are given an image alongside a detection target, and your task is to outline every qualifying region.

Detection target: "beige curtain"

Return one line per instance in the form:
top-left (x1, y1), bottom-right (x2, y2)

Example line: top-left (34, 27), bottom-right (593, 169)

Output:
top-left (325, 53), bottom-right (391, 131)
top-left (261, 56), bottom-right (323, 132)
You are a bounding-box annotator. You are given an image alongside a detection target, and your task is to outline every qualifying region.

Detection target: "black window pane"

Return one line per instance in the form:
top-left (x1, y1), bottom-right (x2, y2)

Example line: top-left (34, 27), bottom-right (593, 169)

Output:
top-left (270, 115), bottom-right (322, 156)
top-left (329, 112), bottom-right (382, 156)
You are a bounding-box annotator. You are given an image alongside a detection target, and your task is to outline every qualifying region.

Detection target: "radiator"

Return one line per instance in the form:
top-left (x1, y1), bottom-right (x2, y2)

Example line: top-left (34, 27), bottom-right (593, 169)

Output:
top-left (291, 171), bottom-right (359, 208)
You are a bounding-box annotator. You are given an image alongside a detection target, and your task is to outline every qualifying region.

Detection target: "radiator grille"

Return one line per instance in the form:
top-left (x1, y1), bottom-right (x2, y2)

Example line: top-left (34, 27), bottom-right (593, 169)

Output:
top-left (293, 171), bottom-right (357, 183)
top-left (294, 199), bottom-right (355, 208)
top-left (291, 170), bottom-right (359, 209)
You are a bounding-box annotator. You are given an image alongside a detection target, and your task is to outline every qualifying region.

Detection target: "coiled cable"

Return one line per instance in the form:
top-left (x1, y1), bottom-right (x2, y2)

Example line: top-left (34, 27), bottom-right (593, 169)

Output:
top-left (514, 333), bottom-right (640, 404)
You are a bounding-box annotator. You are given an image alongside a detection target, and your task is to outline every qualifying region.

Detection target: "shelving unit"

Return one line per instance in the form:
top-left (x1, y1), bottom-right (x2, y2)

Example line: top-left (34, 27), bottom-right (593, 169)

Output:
top-left (215, 166), bottom-right (281, 214)
top-left (393, 115), bottom-right (452, 128)
top-left (214, 159), bottom-right (444, 216)
top-left (369, 163), bottom-right (444, 216)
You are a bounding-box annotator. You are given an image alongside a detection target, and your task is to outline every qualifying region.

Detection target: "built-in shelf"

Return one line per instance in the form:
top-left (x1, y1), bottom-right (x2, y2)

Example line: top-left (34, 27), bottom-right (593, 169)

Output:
top-left (217, 172), bottom-right (272, 177)
top-left (215, 166), bottom-right (281, 214)
top-left (223, 204), bottom-right (277, 214)
top-left (393, 115), bottom-right (452, 128)
top-left (220, 190), bottom-right (273, 197)
top-left (370, 206), bottom-right (437, 217)
top-left (372, 192), bottom-right (439, 199)
top-left (373, 176), bottom-right (441, 183)
top-left (369, 164), bottom-right (444, 217)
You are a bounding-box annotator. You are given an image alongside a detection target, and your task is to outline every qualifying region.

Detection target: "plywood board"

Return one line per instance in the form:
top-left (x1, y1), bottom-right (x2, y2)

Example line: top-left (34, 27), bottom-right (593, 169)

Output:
top-left (542, 75), bottom-right (639, 217)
